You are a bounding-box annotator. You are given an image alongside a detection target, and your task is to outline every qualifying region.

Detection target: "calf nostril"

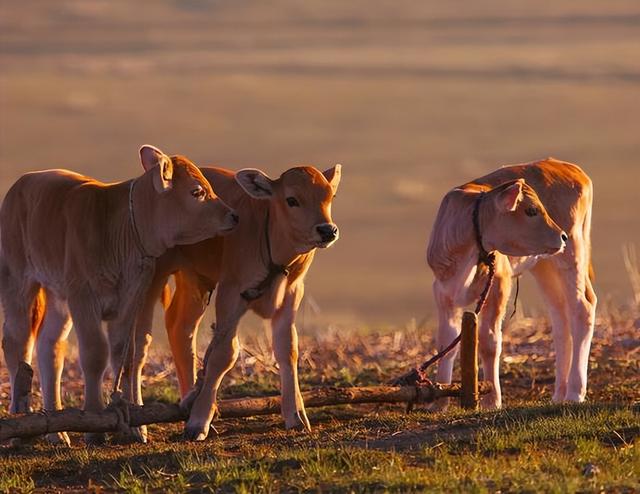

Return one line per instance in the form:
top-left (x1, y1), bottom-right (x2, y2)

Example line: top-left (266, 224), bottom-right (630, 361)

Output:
top-left (316, 224), bottom-right (337, 239)
top-left (231, 213), bottom-right (239, 224)
top-left (561, 232), bottom-right (568, 243)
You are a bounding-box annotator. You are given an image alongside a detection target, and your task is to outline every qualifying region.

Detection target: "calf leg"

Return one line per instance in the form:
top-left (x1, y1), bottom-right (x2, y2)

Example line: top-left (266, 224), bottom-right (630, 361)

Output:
top-left (36, 291), bottom-right (73, 445)
top-left (272, 285), bottom-right (310, 431)
top-left (531, 259), bottom-right (572, 402)
top-left (0, 273), bottom-right (41, 414)
top-left (432, 281), bottom-right (461, 411)
top-left (117, 273), bottom-right (169, 443)
top-left (478, 273), bottom-right (510, 409)
top-left (69, 296), bottom-right (108, 445)
top-left (562, 268), bottom-right (596, 402)
top-left (166, 270), bottom-right (211, 397)
top-left (183, 284), bottom-right (246, 441)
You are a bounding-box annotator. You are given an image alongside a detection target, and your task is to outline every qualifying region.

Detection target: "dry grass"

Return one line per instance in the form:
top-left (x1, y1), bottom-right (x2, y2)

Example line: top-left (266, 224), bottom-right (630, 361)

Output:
top-left (1, 0), bottom-right (640, 323)
top-left (1, 301), bottom-right (638, 492)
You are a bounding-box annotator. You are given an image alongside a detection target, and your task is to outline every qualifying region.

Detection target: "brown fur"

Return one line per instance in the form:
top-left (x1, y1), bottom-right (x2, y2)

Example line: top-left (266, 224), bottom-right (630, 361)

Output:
top-left (0, 146), bottom-right (237, 444)
top-left (125, 163), bottom-right (341, 441)
top-left (427, 158), bottom-right (596, 409)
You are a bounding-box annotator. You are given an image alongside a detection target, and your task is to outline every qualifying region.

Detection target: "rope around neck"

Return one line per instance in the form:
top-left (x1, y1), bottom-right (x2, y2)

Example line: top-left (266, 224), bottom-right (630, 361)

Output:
top-left (110, 179), bottom-right (155, 400)
top-left (391, 191), bottom-right (496, 386)
top-left (240, 209), bottom-right (295, 302)
top-left (128, 178), bottom-right (151, 258)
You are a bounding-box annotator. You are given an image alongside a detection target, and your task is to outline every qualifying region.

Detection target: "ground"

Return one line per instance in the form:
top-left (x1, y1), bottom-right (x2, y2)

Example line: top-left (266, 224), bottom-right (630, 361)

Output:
top-left (1, 305), bottom-right (638, 492)
top-left (1, 1), bottom-right (640, 492)
top-left (2, 0), bottom-right (640, 324)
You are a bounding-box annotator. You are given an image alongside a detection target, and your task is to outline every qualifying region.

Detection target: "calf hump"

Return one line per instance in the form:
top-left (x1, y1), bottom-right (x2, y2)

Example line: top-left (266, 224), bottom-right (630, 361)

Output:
top-left (427, 189), bottom-right (473, 279)
top-left (201, 167), bottom-right (247, 209)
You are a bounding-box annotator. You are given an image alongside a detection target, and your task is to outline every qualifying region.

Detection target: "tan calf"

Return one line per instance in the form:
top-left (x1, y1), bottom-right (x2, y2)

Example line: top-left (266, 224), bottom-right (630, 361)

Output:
top-left (0, 146), bottom-right (237, 445)
top-left (125, 164), bottom-right (341, 441)
top-left (427, 158), bottom-right (595, 408)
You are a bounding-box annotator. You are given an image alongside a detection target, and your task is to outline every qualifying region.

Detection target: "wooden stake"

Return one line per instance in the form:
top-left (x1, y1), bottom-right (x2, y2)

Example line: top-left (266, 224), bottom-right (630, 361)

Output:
top-left (460, 311), bottom-right (479, 409)
top-left (0, 382), bottom-right (492, 441)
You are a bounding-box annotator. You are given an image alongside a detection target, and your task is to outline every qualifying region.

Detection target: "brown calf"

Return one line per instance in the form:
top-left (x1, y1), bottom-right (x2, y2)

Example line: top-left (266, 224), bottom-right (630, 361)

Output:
top-left (0, 146), bottom-right (237, 444)
top-left (427, 158), bottom-right (595, 408)
top-left (124, 164), bottom-right (341, 441)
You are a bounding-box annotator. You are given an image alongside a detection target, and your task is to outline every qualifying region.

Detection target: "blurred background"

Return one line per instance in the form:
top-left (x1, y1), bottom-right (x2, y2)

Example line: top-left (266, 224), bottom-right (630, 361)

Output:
top-left (1, 0), bottom-right (639, 331)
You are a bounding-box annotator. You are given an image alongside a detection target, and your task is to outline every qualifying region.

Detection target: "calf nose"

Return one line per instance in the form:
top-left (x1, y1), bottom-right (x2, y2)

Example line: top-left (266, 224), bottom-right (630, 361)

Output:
top-left (316, 223), bottom-right (338, 242)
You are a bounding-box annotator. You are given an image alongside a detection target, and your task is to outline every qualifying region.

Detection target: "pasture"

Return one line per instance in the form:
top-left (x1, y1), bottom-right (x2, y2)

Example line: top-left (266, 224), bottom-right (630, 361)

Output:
top-left (1, 0), bottom-right (639, 492)
top-left (1, 304), bottom-right (639, 491)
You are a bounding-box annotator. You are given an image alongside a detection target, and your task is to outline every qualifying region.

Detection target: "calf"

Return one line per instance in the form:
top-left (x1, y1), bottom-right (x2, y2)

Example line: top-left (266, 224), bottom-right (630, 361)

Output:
top-left (427, 158), bottom-right (596, 408)
top-left (127, 164), bottom-right (340, 441)
top-left (0, 145), bottom-right (237, 444)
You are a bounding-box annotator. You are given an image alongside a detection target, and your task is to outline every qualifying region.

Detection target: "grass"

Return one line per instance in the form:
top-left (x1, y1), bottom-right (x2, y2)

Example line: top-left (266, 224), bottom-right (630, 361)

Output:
top-left (1, 299), bottom-right (638, 492)
top-left (2, 0), bottom-right (640, 324)
top-left (1, 304), bottom-right (639, 492)
top-left (1, 403), bottom-right (637, 493)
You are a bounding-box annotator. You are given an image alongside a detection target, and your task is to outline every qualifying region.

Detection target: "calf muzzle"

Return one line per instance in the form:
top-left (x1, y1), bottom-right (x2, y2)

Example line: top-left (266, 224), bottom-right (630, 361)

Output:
top-left (316, 223), bottom-right (339, 243)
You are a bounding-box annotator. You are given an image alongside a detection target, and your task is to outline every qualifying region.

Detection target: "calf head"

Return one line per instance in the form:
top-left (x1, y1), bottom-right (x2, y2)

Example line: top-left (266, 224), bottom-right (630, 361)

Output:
top-left (139, 145), bottom-right (238, 251)
top-left (235, 164), bottom-right (341, 253)
top-left (481, 179), bottom-right (566, 256)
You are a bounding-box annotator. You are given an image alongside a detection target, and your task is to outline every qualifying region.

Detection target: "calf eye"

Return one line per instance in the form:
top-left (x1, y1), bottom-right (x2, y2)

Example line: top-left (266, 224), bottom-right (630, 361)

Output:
top-left (191, 185), bottom-right (206, 201)
top-left (286, 197), bottom-right (300, 208)
top-left (525, 207), bottom-right (539, 217)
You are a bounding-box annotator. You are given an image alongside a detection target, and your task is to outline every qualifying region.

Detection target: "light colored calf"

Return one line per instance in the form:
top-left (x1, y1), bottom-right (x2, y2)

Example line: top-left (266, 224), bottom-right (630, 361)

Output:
top-left (0, 146), bottom-right (237, 444)
top-left (427, 158), bottom-right (596, 408)
top-left (126, 164), bottom-right (341, 441)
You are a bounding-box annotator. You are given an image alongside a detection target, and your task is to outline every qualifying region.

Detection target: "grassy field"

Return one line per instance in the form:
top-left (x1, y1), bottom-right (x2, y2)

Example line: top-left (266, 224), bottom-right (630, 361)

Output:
top-left (1, 404), bottom-right (638, 492)
top-left (1, 302), bottom-right (638, 492)
top-left (1, 0), bottom-right (640, 324)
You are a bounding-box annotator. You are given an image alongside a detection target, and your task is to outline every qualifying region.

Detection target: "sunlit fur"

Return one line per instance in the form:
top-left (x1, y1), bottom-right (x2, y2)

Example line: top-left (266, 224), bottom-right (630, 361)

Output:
top-left (427, 158), bottom-right (596, 410)
top-left (127, 163), bottom-right (341, 441)
top-left (0, 147), bottom-right (235, 445)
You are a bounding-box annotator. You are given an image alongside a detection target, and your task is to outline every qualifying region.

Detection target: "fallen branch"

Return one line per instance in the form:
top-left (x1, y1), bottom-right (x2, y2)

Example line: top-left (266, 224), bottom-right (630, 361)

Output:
top-left (0, 382), bottom-right (492, 441)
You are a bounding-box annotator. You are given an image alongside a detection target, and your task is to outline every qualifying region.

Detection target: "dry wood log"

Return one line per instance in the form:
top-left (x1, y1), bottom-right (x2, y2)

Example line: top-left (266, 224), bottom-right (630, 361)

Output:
top-left (0, 382), bottom-right (492, 441)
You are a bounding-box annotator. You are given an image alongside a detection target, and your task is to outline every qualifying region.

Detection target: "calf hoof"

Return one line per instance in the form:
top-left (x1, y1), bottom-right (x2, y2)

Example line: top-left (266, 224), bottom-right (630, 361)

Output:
top-left (131, 425), bottom-right (148, 443)
top-left (480, 392), bottom-right (501, 410)
top-left (285, 421), bottom-right (309, 432)
top-left (183, 424), bottom-right (209, 442)
top-left (564, 391), bottom-right (586, 403)
top-left (427, 397), bottom-right (450, 412)
top-left (46, 432), bottom-right (71, 447)
top-left (284, 412), bottom-right (311, 432)
top-left (9, 437), bottom-right (34, 448)
top-left (85, 432), bottom-right (107, 446)
top-left (112, 426), bottom-right (148, 444)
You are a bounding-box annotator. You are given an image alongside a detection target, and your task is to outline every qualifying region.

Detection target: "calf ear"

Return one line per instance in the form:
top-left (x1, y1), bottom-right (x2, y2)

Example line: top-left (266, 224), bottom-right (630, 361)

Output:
top-left (323, 164), bottom-right (342, 195)
top-left (235, 169), bottom-right (274, 199)
top-left (140, 145), bottom-right (173, 192)
top-left (495, 179), bottom-right (524, 212)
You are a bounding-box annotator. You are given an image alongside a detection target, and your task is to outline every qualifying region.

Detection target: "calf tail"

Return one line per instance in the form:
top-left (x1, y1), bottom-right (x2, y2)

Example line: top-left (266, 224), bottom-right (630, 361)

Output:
top-left (30, 289), bottom-right (46, 338)
top-left (161, 282), bottom-right (173, 310)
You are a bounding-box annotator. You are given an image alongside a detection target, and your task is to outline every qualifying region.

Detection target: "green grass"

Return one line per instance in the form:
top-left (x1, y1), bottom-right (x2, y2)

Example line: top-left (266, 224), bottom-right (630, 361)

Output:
top-left (1, 403), bottom-right (637, 493)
